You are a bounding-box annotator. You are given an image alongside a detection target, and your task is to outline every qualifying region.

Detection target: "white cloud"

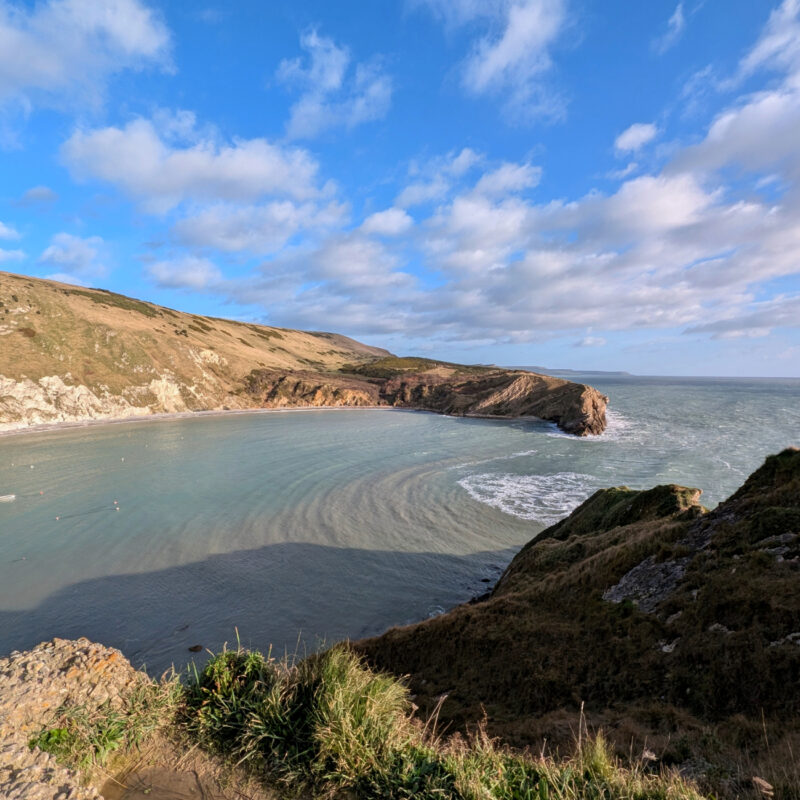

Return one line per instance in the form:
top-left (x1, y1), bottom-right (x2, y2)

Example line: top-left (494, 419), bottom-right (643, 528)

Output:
top-left (0, 247), bottom-right (24, 262)
top-left (614, 122), bottom-right (658, 154)
top-left (652, 2), bottom-right (685, 55)
top-left (42, 2), bottom-right (800, 353)
top-left (415, 0), bottom-right (569, 120)
top-left (685, 295), bottom-right (800, 338)
top-left (606, 161), bottom-right (638, 180)
top-left (739, 0), bottom-right (800, 78)
top-left (38, 233), bottom-right (106, 279)
top-left (360, 208), bottom-right (413, 236)
top-left (0, 220), bottom-right (19, 238)
top-left (62, 116), bottom-right (323, 213)
top-left (148, 256), bottom-right (222, 290)
top-left (277, 30), bottom-right (392, 139)
top-left (396, 147), bottom-right (482, 207)
top-left (396, 176), bottom-right (451, 208)
top-left (473, 162), bottom-right (541, 196)
top-left (173, 200), bottom-right (347, 253)
top-left (0, 0), bottom-right (170, 110)
top-left (17, 185), bottom-right (58, 206)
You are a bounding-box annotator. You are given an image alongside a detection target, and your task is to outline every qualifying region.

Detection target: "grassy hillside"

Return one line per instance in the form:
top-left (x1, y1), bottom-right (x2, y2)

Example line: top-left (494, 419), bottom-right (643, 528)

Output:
top-left (357, 449), bottom-right (800, 798)
top-left (0, 271), bottom-right (388, 387)
top-left (0, 271), bottom-right (389, 427)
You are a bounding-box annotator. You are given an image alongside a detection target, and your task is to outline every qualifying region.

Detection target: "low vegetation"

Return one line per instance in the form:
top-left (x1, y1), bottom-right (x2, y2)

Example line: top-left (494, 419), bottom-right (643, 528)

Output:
top-left (64, 287), bottom-right (163, 319)
top-left (30, 643), bottom-right (708, 799)
top-left (29, 677), bottom-right (182, 775)
top-left (341, 355), bottom-right (495, 379)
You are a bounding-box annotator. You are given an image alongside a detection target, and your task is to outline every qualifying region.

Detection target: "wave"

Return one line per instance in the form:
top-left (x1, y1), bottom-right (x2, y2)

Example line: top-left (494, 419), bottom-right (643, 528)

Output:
top-left (544, 409), bottom-right (641, 443)
top-left (457, 471), bottom-right (598, 524)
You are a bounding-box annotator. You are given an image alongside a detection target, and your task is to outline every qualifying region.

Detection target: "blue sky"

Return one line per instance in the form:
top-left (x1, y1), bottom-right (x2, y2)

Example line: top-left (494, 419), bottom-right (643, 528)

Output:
top-left (1, 0), bottom-right (799, 376)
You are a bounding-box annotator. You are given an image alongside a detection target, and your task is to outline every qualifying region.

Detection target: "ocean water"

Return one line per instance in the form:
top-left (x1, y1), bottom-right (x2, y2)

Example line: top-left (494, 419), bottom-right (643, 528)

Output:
top-left (0, 375), bottom-right (798, 674)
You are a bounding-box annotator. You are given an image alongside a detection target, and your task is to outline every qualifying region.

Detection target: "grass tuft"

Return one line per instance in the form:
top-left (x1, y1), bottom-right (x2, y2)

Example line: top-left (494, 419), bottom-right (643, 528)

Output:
top-left (183, 643), bottom-right (707, 799)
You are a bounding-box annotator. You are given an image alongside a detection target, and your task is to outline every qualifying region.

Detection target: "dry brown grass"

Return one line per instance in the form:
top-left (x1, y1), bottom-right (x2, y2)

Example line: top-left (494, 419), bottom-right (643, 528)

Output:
top-left (0, 270), bottom-right (388, 399)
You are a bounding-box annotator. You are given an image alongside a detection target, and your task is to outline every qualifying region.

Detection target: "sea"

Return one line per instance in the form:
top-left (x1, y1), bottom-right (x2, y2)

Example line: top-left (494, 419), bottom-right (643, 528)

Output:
top-left (1, 374), bottom-right (798, 674)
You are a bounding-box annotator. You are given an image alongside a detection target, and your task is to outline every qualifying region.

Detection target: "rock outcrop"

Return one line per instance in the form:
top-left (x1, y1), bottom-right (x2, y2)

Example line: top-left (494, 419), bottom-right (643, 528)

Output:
top-left (0, 638), bottom-right (139, 800)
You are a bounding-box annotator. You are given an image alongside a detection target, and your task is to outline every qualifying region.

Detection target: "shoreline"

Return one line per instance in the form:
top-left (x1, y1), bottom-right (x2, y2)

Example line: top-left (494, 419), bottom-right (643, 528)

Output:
top-left (0, 405), bottom-right (595, 440)
top-left (0, 405), bottom-right (399, 439)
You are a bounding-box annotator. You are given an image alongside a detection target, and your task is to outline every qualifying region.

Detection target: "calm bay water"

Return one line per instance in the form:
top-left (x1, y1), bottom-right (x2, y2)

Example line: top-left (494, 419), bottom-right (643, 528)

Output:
top-left (1, 375), bottom-right (798, 673)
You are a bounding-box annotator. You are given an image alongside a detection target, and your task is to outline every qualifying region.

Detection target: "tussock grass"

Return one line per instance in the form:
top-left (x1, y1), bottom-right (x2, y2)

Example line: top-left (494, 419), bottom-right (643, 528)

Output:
top-left (183, 643), bottom-right (707, 799)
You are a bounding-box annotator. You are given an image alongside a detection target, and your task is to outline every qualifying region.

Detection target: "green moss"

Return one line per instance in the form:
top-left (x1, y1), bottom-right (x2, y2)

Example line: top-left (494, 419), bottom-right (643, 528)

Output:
top-left (29, 680), bottom-right (180, 773)
top-left (540, 484), bottom-right (704, 543)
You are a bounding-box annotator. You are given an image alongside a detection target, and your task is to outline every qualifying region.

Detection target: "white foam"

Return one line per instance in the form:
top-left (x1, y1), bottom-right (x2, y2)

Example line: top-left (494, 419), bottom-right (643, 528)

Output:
top-left (458, 471), bottom-right (597, 524)
top-left (544, 409), bottom-right (641, 443)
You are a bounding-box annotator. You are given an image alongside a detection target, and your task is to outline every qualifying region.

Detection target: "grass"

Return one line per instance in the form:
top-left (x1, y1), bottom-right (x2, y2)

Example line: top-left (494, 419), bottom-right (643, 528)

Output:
top-left (24, 639), bottom-right (710, 798)
top-left (29, 677), bottom-right (181, 775)
top-left (66, 287), bottom-right (162, 319)
top-left (182, 643), bottom-right (707, 799)
top-left (342, 356), bottom-right (494, 379)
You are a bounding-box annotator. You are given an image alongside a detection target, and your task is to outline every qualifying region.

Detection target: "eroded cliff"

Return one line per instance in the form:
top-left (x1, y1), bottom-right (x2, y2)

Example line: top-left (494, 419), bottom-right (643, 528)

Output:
top-left (244, 358), bottom-right (608, 436)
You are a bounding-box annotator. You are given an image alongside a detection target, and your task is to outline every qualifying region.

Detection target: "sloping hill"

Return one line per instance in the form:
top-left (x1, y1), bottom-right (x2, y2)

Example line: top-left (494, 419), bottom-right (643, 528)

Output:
top-left (357, 449), bottom-right (800, 797)
top-left (0, 271), bottom-right (608, 435)
top-left (0, 271), bottom-right (390, 429)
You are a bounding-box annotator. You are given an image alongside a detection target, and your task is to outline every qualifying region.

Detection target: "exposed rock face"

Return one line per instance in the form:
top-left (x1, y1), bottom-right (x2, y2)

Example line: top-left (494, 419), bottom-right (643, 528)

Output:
top-left (382, 370), bottom-right (608, 436)
top-left (243, 363), bottom-right (608, 437)
top-left (0, 638), bottom-right (139, 800)
top-left (356, 449), bottom-right (800, 790)
top-left (243, 369), bottom-right (380, 408)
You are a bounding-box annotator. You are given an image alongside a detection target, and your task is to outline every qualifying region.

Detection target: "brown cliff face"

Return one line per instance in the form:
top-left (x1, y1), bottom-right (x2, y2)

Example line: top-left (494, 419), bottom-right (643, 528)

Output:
top-left (243, 359), bottom-right (608, 436)
top-left (243, 369), bottom-right (380, 408)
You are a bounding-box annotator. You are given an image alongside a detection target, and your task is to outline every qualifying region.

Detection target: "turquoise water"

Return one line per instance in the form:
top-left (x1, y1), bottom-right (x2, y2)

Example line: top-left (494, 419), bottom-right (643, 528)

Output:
top-left (1, 376), bottom-right (798, 673)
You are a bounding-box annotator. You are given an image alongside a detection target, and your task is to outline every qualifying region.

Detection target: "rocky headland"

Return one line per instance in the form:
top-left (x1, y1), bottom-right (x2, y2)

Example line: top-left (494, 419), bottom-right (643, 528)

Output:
top-left (0, 272), bottom-right (606, 437)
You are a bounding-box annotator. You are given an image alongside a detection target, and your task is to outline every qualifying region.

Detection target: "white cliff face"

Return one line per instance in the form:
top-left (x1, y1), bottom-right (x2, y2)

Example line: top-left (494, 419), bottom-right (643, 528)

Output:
top-left (147, 376), bottom-right (189, 414)
top-left (0, 373), bottom-right (178, 431)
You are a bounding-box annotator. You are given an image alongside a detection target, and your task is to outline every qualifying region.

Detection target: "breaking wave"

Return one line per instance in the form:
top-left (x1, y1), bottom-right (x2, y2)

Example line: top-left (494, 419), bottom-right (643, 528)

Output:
top-left (457, 471), bottom-right (598, 525)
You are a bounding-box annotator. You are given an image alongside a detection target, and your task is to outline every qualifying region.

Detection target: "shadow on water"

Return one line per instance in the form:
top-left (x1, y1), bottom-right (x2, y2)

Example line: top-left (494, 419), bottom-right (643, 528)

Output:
top-left (0, 540), bottom-right (518, 675)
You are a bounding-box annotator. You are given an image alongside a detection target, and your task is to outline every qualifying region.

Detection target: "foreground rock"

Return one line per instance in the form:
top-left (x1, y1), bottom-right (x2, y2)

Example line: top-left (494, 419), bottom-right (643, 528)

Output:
top-left (0, 272), bottom-right (607, 437)
top-left (356, 448), bottom-right (800, 797)
top-left (0, 638), bottom-right (137, 800)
